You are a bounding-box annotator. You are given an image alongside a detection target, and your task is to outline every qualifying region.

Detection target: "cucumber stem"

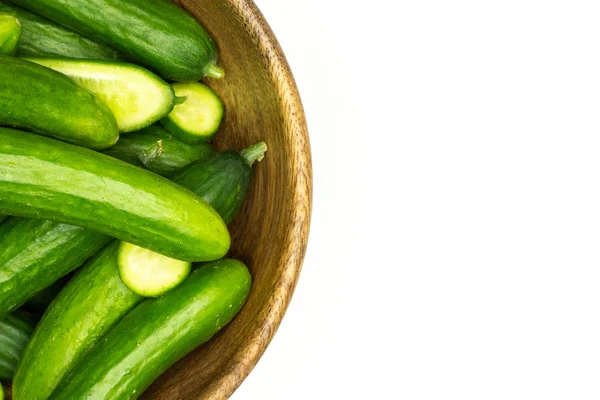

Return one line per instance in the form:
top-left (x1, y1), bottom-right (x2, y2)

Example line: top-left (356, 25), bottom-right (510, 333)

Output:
top-left (140, 140), bottom-right (164, 167)
top-left (173, 96), bottom-right (188, 105)
top-left (240, 142), bottom-right (268, 167)
top-left (205, 63), bottom-right (225, 79)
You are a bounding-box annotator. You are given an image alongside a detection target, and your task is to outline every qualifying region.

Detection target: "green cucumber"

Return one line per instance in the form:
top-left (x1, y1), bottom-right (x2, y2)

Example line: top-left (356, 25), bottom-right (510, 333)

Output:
top-left (24, 275), bottom-right (70, 311)
top-left (0, 214), bottom-right (6, 224)
top-left (0, 217), bottom-right (111, 318)
top-left (51, 259), bottom-right (251, 400)
top-left (0, 14), bottom-right (20, 55)
top-left (13, 243), bottom-right (143, 400)
top-left (161, 83), bottom-right (224, 144)
top-left (118, 242), bottom-right (191, 297)
top-left (0, 128), bottom-right (229, 262)
top-left (0, 311), bottom-right (35, 380)
top-left (26, 58), bottom-right (175, 133)
top-left (0, 56), bottom-right (118, 150)
top-left (103, 125), bottom-right (215, 176)
top-left (10, 0), bottom-right (222, 81)
top-left (0, 1), bottom-right (121, 60)
top-left (172, 142), bottom-right (268, 224)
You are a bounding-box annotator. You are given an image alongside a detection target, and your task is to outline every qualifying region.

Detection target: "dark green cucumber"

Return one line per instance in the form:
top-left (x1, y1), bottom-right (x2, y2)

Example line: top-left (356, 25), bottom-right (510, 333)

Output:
top-left (0, 128), bottom-right (229, 261)
top-left (0, 217), bottom-right (111, 318)
top-left (24, 275), bottom-right (71, 311)
top-left (172, 142), bottom-right (268, 224)
top-left (10, 0), bottom-right (222, 81)
top-left (0, 311), bottom-right (35, 380)
top-left (0, 14), bottom-right (20, 55)
top-left (13, 243), bottom-right (143, 400)
top-left (103, 125), bottom-right (215, 176)
top-left (51, 259), bottom-right (251, 400)
top-left (0, 214), bottom-right (6, 224)
top-left (0, 56), bottom-right (118, 150)
top-left (0, 1), bottom-right (121, 60)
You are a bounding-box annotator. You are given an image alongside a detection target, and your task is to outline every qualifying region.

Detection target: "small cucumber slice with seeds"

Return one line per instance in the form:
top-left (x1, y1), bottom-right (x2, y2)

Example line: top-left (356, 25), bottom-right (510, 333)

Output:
top-left (0, 14), bottom-right (21, 55)
top-left (161, 82), bottom-right (224, 144)
top-left (118, 242), bottom-right (191, 297)
top-left (25, 58), bottom-right (175, 133)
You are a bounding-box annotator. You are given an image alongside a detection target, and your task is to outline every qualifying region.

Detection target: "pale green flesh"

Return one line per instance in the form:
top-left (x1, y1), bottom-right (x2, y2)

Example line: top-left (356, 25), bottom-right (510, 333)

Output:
top-left (118, 242), bottom-right (191, 297)
top-left (25, 58), bottom-right (175, 132)
top-left (166, 82), bottom-right (223, 138)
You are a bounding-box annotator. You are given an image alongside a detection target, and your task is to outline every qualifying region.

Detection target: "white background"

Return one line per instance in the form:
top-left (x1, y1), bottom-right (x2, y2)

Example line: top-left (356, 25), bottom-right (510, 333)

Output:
top-left (234, 1), bottom-right (600, 399)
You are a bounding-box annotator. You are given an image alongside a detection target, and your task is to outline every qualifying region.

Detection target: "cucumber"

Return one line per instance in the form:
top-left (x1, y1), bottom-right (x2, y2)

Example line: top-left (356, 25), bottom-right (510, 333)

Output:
top-left (26, 58), bottom-right (175, 133)
top-left (0, 217), bottom-right (111, 318)
top-left (161, 83), bottom-right (224, 144)
top-left (0, 311), bottom-right (35, 380)
top-left (172, 142), bottom-right (268, 224)
top-left (51, 259), bottom-right (251, 400)
top-left (10, 0), bottom-right (223, 81)
top-left (0, 1), bottom-right (121, 60)
top-left (103, 125), bottom-right (215, 176)
top-left (0, 14), bottom-right (20, 55)
top-left (0, 128), bottom-right (230, 262)
top-left (0, 214), bottom-right (5, 224)
top-left (0, 56), bottom-right (118, 150)
top-left (24, 275), bottom-right (70, 311)
top-left (13, 243), bottom-right (143, 400)
top-left (118, 242), bottom-right (191, 297)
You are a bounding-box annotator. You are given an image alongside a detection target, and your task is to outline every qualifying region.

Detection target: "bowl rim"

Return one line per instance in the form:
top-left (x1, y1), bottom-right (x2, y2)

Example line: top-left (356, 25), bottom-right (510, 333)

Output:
top-left (197, 0), bottom-right (312, 398)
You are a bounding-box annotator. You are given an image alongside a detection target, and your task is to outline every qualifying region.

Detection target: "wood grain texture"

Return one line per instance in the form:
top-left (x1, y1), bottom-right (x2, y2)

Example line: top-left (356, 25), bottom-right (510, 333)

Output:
top-left (3, 0), bottom-right (310, 398)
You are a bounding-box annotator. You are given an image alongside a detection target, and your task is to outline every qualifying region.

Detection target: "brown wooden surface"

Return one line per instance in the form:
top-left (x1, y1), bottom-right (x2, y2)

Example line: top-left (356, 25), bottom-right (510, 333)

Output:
top-left (140, 0), bottom-right (312, 399)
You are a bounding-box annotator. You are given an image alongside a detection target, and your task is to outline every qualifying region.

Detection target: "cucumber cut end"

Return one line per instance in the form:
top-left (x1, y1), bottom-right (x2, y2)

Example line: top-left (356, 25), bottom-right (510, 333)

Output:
top-left (118, 242), bottom-right (191, 297)
top-left (161, 82), bottom-right (224, 144)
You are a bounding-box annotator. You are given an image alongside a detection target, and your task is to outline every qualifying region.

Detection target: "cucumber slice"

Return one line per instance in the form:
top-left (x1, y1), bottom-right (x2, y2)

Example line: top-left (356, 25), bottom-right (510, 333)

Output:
top-left (118, 242), bottom-right (191, 297)
top-left (161, 82), bottom-right (224, 144)
top-left (24, 58), bottom-right (175, 133)
top-left (0, 14), bottom-right (20, 55)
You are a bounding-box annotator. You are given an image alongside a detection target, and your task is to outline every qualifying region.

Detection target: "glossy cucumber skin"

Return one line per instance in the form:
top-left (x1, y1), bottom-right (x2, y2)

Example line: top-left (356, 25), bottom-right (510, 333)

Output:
top-left (0, 2), bottom-right (121, 60)
top-left (13, 243), bottom-right (143, 400)
top-left (104, 125), bottom-right (215, 176)
top-left (52, 259), bottom-right (251, 400)
top-left (0, 128), bottom-right (230, 262)
top-left (0, 312), bottom-right (35, 380)
top-left (0, 217), bottom-right (111, 318)
top-left (0, 56), bottom-right (118, 150)
top-left (10, 0), bottom-right (218, 81)
top-left (172, 151), bottom-right (252, 224)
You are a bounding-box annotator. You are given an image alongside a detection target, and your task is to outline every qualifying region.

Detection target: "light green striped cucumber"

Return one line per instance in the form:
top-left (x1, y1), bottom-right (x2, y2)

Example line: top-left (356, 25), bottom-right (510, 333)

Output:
top-left (0, 311), bottom-right (35, 380)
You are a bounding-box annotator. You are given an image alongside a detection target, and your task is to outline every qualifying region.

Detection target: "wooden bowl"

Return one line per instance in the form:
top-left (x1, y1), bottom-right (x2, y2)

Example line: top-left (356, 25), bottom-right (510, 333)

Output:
top-left (142, 0), bottom-right (311, 398)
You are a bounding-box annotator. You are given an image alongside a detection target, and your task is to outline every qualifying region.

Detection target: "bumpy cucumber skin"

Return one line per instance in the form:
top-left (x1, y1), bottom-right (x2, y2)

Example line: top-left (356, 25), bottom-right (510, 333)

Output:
top-left (10, 0), bottom-right (218, 81)
top-left (0, 14), bottom-right (20, 55)
top-left (0, 128), bottom-right (230, 262)
top-left (104, 125), bottom-right (215, 176)
top-left (173, 151), bottom-right (252, 224)
top-left (0, 311), bottom-right (35, 380)
top-left (0, 217), bottom-right (111, 318)
top-left (0, 56), bottom-right (118, 150)
top-left (52, 259), bottom-right (251, 400)
top-left (0, 1), bottom-right (121, 60)
top-left (13, 243), bottom-right (143, 400)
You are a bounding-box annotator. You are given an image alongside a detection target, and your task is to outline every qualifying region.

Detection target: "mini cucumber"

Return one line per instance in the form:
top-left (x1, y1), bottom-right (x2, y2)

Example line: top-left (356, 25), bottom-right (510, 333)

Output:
top-left (0, 14), bottom-right (20, 55)
top-left (26, 58), bottom-right (175, 133)
top-left (0, 311), bottom-right (35, 380)
top-left (118, 242), bottom-right (191, 297)
top-left (0, 128), bottom-right (229, 262)
top-left (0, 56), bottom-right (118, 149)
top-left (0, 1), bottom-right (121, 60)
top-left (13, 243), bottom-right (143, 400)
top-left (51, 259), bottom-right (251, 400)
top-left (10, 0), bottom-right (222, 81)
top-left (0, 217), bottom-right (111, 318)
top-left (103, 125), bottom-right (215, 176)
top-left (161, 82), bottom-right (224, 144)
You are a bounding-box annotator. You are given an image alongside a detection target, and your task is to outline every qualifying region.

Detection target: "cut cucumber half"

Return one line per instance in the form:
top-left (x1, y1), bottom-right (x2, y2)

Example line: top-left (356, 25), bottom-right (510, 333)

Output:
top-left (0, 14), bottom-right (21, 55)
top-left (24, 58), bottom-right (175, 133)
top-left (160, 82), bottom-right (224, 144)
top-left (118, 242), bottom-right (191, 297)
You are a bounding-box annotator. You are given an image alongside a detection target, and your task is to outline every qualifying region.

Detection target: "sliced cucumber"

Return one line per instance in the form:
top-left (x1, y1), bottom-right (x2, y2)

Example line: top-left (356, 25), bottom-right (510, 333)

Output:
top-left (118, 242), bottom-right (191, 297)
top-left (161, 82), bottom-right (224, 144)
top-left (25, 58), bottom-right (175, 133)
top-left (0, 14), bottom-right (20, 55)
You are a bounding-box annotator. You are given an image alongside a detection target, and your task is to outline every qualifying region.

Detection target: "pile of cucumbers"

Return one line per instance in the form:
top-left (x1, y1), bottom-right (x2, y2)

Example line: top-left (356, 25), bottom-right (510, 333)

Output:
top-left (0, 1), bottom-right (265, 399)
